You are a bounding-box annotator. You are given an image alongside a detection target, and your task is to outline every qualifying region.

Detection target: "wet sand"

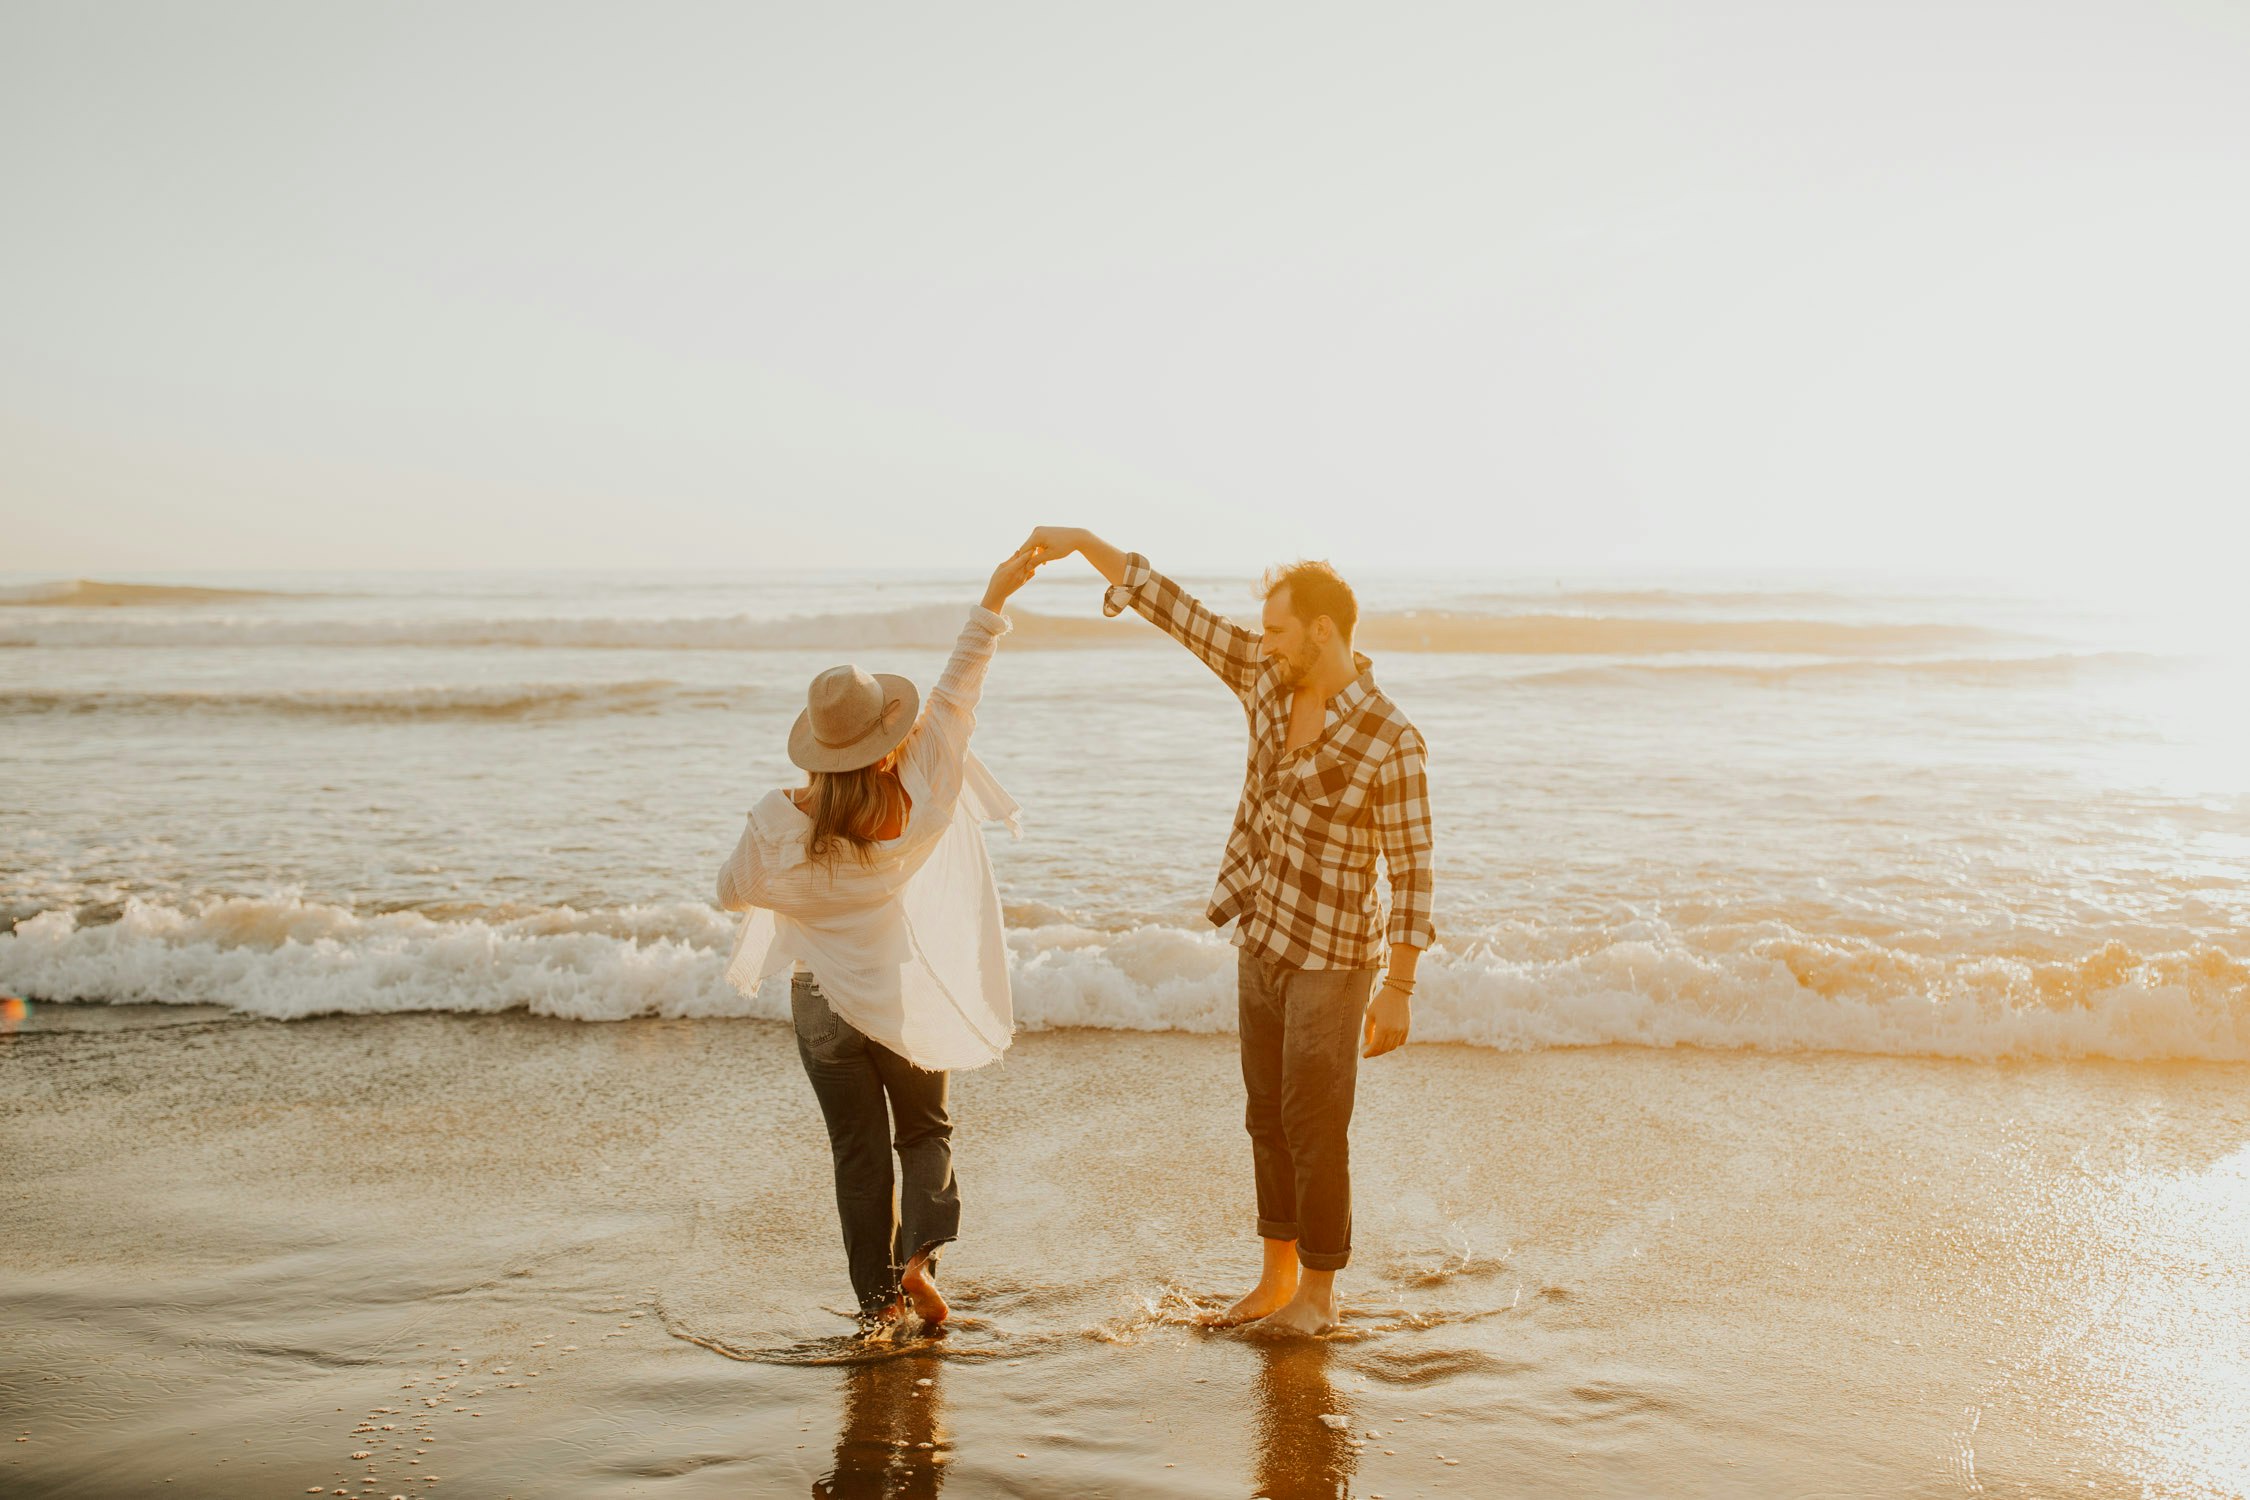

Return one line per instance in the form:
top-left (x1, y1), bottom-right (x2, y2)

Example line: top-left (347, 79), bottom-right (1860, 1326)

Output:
top-left (4, 1006), bottom-right (2247, 1498)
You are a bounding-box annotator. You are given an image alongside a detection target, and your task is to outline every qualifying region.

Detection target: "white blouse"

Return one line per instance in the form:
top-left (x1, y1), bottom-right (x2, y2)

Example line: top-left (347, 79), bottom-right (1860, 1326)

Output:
top-left (715, 606), bottom-right (1018, 1071)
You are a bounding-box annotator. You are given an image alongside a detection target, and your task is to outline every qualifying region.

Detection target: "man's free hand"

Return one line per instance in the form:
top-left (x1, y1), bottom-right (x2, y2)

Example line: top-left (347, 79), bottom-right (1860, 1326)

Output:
top-left (1362, 981), bottom-right (1412, 1058)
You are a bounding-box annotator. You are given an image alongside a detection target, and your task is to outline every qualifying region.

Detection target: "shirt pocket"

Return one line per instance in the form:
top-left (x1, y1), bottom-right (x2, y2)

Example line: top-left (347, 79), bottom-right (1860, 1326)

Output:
top-left (1278, 752), bottom-right (1376, 872)
top-left (1287, 748), bottom-right (1369, 823)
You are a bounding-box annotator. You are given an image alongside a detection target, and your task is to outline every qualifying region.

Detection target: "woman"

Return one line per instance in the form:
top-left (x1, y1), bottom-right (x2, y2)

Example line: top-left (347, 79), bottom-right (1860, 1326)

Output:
top-left (716, 544), bottom-right (1041, 1331)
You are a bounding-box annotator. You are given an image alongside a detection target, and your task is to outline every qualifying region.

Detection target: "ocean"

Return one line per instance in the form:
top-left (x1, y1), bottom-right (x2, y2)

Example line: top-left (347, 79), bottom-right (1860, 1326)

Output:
top-left (7, 564), bottom-right (2250, 1498)
top-left (3, 565), bottom-right (2245, 1058)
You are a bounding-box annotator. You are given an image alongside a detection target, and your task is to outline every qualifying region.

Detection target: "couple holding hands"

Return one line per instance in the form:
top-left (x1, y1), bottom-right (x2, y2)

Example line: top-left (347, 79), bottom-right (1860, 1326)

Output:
top-left (717, 527), bottom-right (1434, 1337)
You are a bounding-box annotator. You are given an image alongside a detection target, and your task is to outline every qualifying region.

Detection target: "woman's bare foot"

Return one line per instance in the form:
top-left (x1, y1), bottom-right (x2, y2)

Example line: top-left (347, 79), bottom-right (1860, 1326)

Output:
top-left (901, 1249), bottom-right (949, 1327)
top-left (858, 1298), bottom-right (907, 1339)
top-left (1195, 1237), bottom-right (1301, 1327)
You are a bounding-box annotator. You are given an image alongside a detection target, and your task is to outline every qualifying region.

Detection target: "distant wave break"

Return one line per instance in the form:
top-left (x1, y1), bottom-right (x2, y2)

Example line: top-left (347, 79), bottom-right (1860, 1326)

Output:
top-left (0, 579), bottom-right (304, 607)
top-left (0, 603), bottom-right (2014, 656)
top-left (0, 656), bottom-right (2154, 725)
top-left (0, 680), bottom-right (748, 722)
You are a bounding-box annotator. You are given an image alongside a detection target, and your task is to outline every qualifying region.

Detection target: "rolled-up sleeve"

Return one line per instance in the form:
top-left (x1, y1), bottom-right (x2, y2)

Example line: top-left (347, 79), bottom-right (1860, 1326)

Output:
top-left (1101, 553), bottom-right (1262, 700)
top-left (1099, 551), bottom-right (1157, 618)
top-left (1373, 728), bottom-right (1435, 950)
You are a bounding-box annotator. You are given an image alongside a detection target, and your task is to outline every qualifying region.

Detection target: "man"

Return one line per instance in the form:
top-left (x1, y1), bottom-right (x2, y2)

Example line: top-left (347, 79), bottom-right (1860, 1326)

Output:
top-left (1023, 527), bottom-right (1434, 1335)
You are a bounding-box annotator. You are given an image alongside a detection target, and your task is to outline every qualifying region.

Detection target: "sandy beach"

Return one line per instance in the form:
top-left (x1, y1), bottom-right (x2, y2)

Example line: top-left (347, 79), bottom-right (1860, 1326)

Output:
top-left (10, 0), bottom-right (2250, 1491)
top-left (7, 571), bottom-right (2246, 1499)
top-left (6, 1004), bottom-right (2245, 1498)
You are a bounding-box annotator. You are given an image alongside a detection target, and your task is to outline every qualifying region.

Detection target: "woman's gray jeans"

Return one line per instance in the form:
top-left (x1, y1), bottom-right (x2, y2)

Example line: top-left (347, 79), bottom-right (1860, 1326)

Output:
top-left (791, 972), bottom-right (960, 1317)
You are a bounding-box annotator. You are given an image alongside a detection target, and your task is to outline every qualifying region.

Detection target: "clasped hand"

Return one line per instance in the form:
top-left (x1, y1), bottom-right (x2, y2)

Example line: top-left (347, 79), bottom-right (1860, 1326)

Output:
top-left (982, 542), bottom-right (1045, 612)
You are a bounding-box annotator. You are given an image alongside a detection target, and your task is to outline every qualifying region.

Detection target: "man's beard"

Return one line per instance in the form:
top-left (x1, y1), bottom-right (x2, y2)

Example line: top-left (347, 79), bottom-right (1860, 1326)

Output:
top-left (1272, 653), bottom-right (1311, 690)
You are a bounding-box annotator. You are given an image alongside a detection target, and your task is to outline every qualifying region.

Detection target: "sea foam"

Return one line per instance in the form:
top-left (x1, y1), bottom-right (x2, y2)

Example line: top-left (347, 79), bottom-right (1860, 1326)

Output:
top-left (5, 896), bottom-right (2244, 1062)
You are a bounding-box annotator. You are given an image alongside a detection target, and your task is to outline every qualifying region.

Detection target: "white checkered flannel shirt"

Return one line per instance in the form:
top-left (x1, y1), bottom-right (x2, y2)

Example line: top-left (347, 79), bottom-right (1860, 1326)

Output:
top-left (1103, 553), bottom-right (1435, 971)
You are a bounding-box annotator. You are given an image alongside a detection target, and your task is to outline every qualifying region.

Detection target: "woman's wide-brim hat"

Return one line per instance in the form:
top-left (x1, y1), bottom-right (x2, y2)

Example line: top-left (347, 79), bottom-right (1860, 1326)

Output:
top-left (788, 664), bottom-right (919, 773)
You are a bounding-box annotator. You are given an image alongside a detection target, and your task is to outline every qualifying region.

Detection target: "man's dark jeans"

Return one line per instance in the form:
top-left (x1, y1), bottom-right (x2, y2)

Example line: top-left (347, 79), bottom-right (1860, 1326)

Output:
top-left (791, 972), bottom-right (960, 1317)
top-left (1237, 949), bottom-right (1377, 1271)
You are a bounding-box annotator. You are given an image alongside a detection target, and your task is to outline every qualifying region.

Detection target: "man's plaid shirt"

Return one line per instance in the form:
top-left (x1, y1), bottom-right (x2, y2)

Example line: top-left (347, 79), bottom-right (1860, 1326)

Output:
top-left (1103, 554), bottom-right (1435, 971)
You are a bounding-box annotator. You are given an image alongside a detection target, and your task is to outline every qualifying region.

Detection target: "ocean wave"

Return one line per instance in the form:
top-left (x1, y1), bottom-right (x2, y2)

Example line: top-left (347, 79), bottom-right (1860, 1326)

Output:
top-left (0, 898), bottom-right (739, 1022)
top-left (1353, 612), bottom-right (2003, 656)
top-left (1445, 586), bottom-right (1993, 614)
top-left (0, 603), bottom-right (1106, 652)
top-left (1509, 652), bottom-right (2163, 688)
top-left (0, 603), bottom-right (2007, 656)
top-left (0, 578), bottom-right (305, 607)
top-left (0, 680), bottom-right (750, 722)
top-left (4, 897), bottom-right (2244, 1062)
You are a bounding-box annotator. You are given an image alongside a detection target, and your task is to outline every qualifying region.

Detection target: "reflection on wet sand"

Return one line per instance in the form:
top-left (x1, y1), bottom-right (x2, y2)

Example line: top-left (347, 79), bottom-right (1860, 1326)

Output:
top-left (815, 1349), bottom-right (948, 1498)
top-left (1250, 1337), bottom-right (1358, 1500)
top-left (11, 1015), bottom-right (2250, 1497)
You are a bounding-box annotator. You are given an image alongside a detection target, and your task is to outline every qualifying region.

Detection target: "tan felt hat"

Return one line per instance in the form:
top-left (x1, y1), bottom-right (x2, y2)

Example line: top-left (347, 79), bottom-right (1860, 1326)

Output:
top-left (788, 664), bottom-right (919, 773)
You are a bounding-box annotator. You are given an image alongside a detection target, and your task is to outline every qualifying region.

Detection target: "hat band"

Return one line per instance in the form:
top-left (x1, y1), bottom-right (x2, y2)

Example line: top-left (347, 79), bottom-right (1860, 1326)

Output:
top-left (811, 697), bottom-right (896, 749)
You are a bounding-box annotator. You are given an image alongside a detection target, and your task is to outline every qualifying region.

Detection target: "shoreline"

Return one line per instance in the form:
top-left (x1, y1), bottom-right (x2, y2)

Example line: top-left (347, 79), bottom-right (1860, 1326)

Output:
top-left (7, 1009), bottom-right (2247, 1497)
top-left (20, 994), bottom-right (2250, 1075)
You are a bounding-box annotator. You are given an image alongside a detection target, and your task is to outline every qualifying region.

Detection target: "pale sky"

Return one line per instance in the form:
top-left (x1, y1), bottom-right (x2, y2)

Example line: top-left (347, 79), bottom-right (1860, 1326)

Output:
top-left (3, 1), bottom-right (2247, 580)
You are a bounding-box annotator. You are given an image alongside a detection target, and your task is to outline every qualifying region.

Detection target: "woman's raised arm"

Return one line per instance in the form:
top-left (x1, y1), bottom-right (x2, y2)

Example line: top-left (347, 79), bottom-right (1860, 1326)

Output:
top-left (912, 543), bottom-right (1042, 756)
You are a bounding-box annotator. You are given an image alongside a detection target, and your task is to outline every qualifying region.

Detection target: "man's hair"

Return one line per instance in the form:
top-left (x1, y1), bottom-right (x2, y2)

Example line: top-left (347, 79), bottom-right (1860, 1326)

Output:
top-left (1259, 559), bottom-right (1359, 642)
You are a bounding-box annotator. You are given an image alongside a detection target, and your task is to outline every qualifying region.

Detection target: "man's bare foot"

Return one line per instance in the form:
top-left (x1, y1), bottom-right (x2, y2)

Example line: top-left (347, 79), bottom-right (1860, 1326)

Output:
top-left (1251, 1285), bottom-right (1339, 1337)
top-left (1196, 1275), bottom-right (1298, 1328)
top-left (1197, 1236), bottom-right (1304, 1327)
top-left (901, 1250), bottom-right (949, 1327)
top-left (1196, 1286), bottom-right (1294, 1328)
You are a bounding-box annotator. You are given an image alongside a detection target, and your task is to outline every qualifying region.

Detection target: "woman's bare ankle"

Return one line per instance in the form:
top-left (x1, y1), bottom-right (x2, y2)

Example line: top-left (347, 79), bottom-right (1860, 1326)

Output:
top-left (901, 1249), bottom-right (949, 1325)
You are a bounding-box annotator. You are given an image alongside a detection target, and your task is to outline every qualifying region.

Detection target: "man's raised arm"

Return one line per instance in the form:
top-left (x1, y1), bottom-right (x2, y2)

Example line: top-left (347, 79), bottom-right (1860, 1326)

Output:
top-left (1024, 526), bottom-right (1262, 699)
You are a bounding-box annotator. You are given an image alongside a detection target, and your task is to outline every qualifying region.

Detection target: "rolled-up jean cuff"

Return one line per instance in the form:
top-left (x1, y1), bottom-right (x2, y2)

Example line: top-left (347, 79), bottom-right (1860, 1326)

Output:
top-left (1257, 1218), bottom-right (1301, 1242)
top-left (1297, 1244), bottom-right (1351, 1272)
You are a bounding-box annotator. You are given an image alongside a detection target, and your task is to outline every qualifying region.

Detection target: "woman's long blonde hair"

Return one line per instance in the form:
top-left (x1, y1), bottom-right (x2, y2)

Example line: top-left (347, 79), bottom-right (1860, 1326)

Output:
top-left (804, 754), bottom-right (908, 866)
